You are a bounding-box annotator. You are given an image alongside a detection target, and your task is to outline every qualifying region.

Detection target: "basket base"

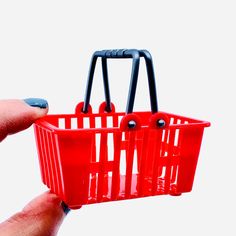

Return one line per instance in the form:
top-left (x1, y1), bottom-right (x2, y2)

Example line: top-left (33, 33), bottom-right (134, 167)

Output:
top-left (58, 175), bottom-right (184, 209)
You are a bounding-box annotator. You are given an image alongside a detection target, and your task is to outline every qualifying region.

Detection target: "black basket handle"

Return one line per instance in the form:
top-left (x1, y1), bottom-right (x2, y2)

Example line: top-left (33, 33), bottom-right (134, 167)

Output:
top-left (82, 49), bottom-right (158, 114)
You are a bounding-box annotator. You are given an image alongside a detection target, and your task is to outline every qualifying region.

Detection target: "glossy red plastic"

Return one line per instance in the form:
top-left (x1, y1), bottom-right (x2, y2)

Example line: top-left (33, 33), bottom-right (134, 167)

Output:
top-left (34, 102), bottom-right (210, 209)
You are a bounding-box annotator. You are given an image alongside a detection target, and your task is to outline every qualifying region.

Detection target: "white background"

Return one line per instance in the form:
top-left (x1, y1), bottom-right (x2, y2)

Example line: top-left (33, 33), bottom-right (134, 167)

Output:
top-left (0, 0), bottom-right (235, 235)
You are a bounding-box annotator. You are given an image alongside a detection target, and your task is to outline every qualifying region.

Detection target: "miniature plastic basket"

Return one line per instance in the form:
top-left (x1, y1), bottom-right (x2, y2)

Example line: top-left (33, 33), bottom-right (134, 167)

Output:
top-left (34, 49), bottom-right (210, 209)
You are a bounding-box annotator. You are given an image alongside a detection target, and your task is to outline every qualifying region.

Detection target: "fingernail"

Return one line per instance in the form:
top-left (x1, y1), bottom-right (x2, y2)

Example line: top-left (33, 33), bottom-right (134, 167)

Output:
top-left (61, 201), bottom-right (71, 215)
top-left (24, 98), bottom-right (48, 109)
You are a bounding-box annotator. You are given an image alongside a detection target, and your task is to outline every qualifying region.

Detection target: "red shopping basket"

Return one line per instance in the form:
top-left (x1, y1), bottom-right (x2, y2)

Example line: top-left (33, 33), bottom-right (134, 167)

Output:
top-left (34, 49), bottom-right (210, 209)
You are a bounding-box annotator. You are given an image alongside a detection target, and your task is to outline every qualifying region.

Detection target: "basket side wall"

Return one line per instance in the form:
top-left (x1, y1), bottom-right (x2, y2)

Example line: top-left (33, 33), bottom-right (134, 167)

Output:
top-left (57, 132), bottom-right (94, 208)
top-left (176, 127), bottom-right (205, 193)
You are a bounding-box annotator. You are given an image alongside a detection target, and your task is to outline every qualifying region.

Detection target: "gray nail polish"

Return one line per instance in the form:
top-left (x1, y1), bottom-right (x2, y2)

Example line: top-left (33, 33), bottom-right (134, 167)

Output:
top-left (24, 98), bottom-right (48, 109)
top-left (61, 201), bottom-right (71, 215)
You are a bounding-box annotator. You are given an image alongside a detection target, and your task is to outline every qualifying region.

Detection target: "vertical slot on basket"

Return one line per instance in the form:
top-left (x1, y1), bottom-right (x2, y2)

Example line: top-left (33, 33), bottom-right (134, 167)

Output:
top-left (71, 118), bottom-right (77, 129)
top-left (97, 132), bottom-right (109, 202)
top-left (83, 117), bottom-right (90, 128)
top-left (120, 150), bottom-right (126, 175)
top-left (161, 130), bottom-right (168, 156)
top-left (174, 129), bottom-right (180, 147)
top-left (106, 171), bottom-right (113, 200)
top-left (89, 172), bottom-right (98, 202)
top-left (124, 132), bottom-right (136, 198)
top-left (160, 166), bottom-right (166, 179)
top-left (111, 132), bottom-right (122, 200)
top-left (161, 130), bottom-right (166, 142)
top-left (162, 129), bottom-right (170, 145)
top-left (107, 116), bottom-right (113, 128)
top-left (130, 149), bottom-right (138, 196)
top-left (122, 132), bottom-right (125, 141)
top-left (136, 129), bottom-right (149, 196)
top-left (119, 150), bottom-right (126, 197)
top-left (47, 132), bottom-right (56, 193)
top-left (171, 165), bottom-right (179, 185)
top-left (171, 129), bottom-right (180, 187)
top-left (95, 133), bottom-right (101, 162)
top-left (43, 130), bottom-right (52, 188)
top-left (132, 149), bottom-right (138, 175)
top-left (166, 131), bottom-right (170, 144)
top-left (95, 117), bottom-right (101, 128)
top-left (170, 117), bottom-right (175, 125)
top-left (51, 132), bottom-right (63, 196)
top-left (164, 128), bottom-right (175, 193)
top-left (58, 118), bottom-right (65, 129)
top-left (157, 166), bottom-right (165, 193)
top-left (107, 133), bottom-right (114, 161)
top-left (150, 129), bottom-right (164, 195)
top-left (36, 127), bottom-right (47, 184)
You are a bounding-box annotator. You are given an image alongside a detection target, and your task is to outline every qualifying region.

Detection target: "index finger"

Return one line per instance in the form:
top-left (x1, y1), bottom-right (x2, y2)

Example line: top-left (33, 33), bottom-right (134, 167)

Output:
top-left (0, 99), bottom-right (48, 142)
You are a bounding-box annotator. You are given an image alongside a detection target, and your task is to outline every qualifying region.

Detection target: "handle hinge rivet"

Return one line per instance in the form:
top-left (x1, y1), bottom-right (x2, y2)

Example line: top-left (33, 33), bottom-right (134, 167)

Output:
top-left (156, 119), bottom-right (166, 128)
top-left (128, 120), bottom-right (136, 129)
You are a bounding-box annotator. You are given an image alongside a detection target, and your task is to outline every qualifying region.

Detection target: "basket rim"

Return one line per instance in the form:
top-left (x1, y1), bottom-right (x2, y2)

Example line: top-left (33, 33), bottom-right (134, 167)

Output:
top-left (34, 111), bottom-right (210, 134)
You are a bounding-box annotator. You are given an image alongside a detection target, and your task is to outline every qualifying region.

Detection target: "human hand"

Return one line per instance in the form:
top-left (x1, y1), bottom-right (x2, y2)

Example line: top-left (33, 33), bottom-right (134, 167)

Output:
top-left (0, 99), bottom-right (70, 236)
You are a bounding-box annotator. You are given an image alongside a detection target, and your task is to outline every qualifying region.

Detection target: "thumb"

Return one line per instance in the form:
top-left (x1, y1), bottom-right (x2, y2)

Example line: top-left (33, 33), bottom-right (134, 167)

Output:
top-left (0, 98), bottom-right (48, 142)
top-left (0, 192), bottom-right (69, 236)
